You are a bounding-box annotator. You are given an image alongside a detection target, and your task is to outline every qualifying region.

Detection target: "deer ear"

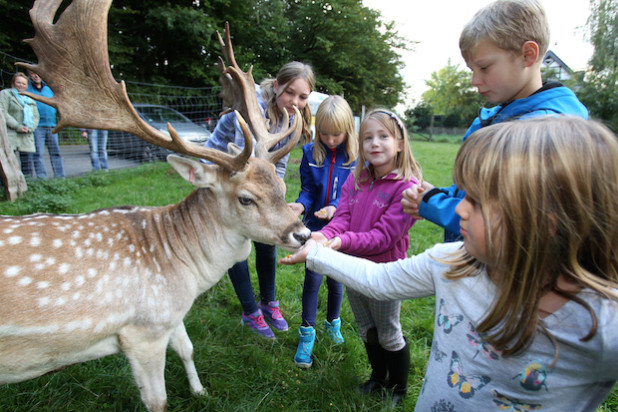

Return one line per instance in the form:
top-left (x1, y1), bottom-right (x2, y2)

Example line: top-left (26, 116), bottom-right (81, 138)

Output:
top-left (167, 155), bottom-right (218, 187)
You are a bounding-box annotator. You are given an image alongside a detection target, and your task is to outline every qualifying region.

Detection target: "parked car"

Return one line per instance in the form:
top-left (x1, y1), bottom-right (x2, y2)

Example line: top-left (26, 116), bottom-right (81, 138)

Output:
top-left (107, 103), bottom-right (211, 162)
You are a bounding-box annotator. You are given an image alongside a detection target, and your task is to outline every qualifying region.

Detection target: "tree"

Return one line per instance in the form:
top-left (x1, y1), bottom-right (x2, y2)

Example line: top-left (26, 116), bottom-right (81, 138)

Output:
top-left (108, 0), bottom-right (221, 86)
top-left (420, 61), bottom-right (484, 127)
top-left (283, 0), bottom-right (409, 111)
top-left (574, 0), bottom-right (618, 131)
top-left (3, 0), bottom-right (408, 111)
top-left (404, 101), bottom-right (432, 131)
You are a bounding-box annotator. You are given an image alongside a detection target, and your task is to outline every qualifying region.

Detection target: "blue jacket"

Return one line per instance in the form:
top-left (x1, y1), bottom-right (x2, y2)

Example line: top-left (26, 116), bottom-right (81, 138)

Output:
top-left (204, 86), bottom-right (293, 179)
top-left (26, 80), bottom-right (57, 128)
top-left (419, 82), bottom-right (588, 242)
top-left (296, 142), bottom-right (355, 231)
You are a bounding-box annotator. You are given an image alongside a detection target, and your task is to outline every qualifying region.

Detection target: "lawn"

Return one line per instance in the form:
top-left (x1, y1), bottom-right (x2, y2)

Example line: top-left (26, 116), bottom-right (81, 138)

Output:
top-left (0, 140), bottom-right (616, 411)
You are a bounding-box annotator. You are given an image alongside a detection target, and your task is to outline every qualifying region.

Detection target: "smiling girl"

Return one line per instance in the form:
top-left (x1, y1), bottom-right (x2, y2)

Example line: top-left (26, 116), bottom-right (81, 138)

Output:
top-left (290, 108), bottom-right (422, 405)
top-left (204, 61), bottom-right (315, 339)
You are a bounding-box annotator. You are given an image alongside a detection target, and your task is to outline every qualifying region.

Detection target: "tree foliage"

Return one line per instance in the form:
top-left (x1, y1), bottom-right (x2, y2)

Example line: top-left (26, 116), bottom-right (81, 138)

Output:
top-left (418, 60), bottom-right (484, 127)
top-left (2, 0), bottom-right (409, 112)
top-left (573, 0), bottom-right (618, 131)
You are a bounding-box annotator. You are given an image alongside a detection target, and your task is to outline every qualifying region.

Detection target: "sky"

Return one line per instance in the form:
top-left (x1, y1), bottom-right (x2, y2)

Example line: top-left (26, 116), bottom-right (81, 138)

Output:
top-left (361, 0), bottom-right (594, 106)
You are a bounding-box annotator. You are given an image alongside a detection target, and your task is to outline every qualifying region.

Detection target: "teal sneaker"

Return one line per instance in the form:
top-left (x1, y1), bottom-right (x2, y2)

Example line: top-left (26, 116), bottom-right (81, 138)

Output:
top-left (294, 326), bottom-right (316, 368)
top-left (325, 318), bottom-right (344, 344)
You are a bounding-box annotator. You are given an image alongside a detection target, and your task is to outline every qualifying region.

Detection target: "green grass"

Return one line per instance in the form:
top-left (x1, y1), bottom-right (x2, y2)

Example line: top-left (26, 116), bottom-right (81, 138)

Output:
top-left (0, 141), bottom-right (616, 411)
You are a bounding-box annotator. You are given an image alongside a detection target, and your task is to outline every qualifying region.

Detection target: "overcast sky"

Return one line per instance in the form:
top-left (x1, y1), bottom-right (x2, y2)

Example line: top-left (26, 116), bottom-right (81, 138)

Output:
top-left (362, 0), bottom-right (594, 106)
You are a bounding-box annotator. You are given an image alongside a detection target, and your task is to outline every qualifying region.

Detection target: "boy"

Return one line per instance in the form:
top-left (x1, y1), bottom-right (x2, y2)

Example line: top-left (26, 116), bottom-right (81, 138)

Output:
top-left (402, 0), bottom-right (588, 241)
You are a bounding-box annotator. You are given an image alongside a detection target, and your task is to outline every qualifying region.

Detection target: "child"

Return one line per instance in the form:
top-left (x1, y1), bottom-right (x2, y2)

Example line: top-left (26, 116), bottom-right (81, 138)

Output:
top-left (205, 61), bottom-right (315, 339)
top-left (288, 95), bottom-right (358, 368)
top-left (281, 116), bottom-right (618, 410)
top-left (301, 108), bottom-right (422, 405)
top-left (402, 0), bottom-right (589, 242)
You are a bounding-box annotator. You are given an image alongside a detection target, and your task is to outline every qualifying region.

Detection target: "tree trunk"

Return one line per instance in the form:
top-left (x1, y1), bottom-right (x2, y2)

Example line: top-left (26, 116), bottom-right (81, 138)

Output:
top-left (0, 111), bottom-right (27, 201)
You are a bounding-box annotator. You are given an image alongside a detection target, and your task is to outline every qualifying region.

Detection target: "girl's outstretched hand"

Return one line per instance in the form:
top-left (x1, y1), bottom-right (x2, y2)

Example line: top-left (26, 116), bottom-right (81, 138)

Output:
top-left (279, 239), bottom-right (317, 264)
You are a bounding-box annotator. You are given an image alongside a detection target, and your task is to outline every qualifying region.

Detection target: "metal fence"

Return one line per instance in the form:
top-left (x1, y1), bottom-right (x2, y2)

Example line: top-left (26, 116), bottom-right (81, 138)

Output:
top-left (2, 50), bottom-right (223, 177)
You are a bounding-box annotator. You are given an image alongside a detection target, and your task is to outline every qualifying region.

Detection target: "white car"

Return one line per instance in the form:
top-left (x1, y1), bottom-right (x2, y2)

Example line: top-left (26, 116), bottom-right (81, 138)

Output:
top-left (107, 103), bottom-right (211, 162)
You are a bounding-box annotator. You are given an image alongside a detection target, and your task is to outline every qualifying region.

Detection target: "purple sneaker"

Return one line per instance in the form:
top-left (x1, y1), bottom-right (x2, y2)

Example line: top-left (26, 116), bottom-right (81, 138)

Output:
top-left (241, 309), bottom-right (275, 339)
top-left (259, 300), bottom-right (289, 331)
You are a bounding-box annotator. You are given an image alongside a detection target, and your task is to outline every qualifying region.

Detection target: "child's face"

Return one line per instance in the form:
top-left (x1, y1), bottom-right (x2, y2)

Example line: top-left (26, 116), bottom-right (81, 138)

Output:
top-left (274, 78), bottom-right (311, 116)
top-left (319, 131), bottom-right (346, 149)
top-left (456, 195), bottom-right (489, 264)
top-left (465, 40), bottom-right (533, 104)
top-left (361, 118), bottom-right (402, 178)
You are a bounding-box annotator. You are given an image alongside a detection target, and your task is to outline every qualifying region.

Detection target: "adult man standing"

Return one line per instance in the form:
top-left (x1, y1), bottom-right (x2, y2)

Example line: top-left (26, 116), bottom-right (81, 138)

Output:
top-left (26, 71), bottom-right (65, 178)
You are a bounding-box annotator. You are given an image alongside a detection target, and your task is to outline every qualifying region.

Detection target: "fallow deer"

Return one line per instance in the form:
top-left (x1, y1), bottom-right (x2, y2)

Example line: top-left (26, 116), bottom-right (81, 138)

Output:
top-left (0, 1), bottom-right (310, 411)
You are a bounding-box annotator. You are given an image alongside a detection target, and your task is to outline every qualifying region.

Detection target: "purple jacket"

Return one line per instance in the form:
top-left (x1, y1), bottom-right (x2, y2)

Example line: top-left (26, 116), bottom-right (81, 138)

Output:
top-left (320, 170), bottom-right (418, 263)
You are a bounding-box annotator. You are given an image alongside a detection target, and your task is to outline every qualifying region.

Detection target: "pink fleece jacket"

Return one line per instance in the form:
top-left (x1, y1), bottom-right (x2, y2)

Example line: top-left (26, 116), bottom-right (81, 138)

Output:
top-left (320, 170), bottom-right (418, 263)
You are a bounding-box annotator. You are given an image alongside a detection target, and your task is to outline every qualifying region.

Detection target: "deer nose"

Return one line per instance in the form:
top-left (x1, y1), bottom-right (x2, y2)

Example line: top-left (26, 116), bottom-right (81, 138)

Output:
top-left (294, 232), bottom-right (310, 245)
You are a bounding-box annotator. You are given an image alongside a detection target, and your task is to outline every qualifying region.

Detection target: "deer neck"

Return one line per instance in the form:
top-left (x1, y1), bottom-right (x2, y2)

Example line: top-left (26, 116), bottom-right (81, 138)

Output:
top-left (136, 188), bottom-right (252, 293)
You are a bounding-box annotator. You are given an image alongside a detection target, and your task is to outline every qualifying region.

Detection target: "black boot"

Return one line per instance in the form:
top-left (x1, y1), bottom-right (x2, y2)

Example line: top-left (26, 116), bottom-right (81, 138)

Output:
top-left (385, 338), bottom-right (410, 407)
top-left (357, 327), bottom-right (388, 394)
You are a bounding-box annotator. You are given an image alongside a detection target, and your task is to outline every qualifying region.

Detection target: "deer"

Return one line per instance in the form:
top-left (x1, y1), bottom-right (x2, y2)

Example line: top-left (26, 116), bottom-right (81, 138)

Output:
top-left (0, 0), bottom-right (310, 411)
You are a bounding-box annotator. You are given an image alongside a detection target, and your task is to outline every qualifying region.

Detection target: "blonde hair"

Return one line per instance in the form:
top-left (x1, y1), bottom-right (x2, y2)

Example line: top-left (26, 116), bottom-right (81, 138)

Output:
top-left (445, 116), bottom-right (618, 357)
top-left (313, 95), bottom-right (358, 166)
top-left (353, 109), bottom-right (421, 188)
top-left (459, 0), bottom-right (549, 62)
top-left (12, 72), bottom-right (28, 87)
top-left (260, 61), bottom-right (315, 145)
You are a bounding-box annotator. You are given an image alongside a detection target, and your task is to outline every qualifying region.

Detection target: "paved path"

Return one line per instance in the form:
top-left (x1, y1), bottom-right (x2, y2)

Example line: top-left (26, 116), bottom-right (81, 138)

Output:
top-left (41, 145), bottom-right (141, 178)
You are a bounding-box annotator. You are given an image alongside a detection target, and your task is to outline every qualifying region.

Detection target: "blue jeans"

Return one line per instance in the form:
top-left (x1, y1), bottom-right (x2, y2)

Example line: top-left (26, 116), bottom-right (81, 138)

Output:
top-left (19, 151), bottom-right (34, 176)
top-left (227, 242), bottom-right (277, 315)
top-left (34, 127), bottom-right (65, 178)
top-left (301, 267), bottom-right (344, 327)
top-left (85, 129), bottom-right (108, 170)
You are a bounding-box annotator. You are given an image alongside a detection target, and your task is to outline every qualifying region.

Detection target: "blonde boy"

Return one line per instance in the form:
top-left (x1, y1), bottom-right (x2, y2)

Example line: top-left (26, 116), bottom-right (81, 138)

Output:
top-left (403, 0), bottom-right (588, 241)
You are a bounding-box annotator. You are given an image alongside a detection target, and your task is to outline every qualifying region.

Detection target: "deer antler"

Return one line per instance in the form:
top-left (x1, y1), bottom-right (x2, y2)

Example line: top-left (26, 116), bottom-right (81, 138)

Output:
top-left (216, 22), bottom-right (302, 164)
top-left (16, 0), bottom-right (253, 172)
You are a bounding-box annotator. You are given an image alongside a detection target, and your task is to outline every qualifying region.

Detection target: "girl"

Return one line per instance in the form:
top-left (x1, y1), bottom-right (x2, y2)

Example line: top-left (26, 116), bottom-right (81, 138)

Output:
top-left (0, 72), bottom-right (39, 176)
top-left (281, 116), bottom-right (618, 410)
top-left (301, 108), bottom-right (422, 404)
top-left (204, 61), bottom-right (314, 339)
top-left (288, 95), bottom-right (358, 368)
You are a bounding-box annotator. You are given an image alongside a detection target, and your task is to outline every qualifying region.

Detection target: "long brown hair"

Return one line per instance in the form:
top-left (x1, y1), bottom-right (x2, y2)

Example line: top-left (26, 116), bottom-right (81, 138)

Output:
top-left (444, 116), bottom-right (618, 357)
top-left (260, 61), bottom-right (314, 145)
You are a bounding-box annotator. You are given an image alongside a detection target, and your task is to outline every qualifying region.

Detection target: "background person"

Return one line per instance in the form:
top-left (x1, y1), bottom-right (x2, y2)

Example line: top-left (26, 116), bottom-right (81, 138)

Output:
top-left (0, 72), bottom-right (39, 176)
top-left (27, 70), bottom-right (65, 178)
top-left (80, 128), bottom-right (109, 171)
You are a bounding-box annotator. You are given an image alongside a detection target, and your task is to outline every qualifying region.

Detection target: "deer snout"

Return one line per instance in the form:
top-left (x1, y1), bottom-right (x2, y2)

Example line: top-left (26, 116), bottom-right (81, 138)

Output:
top-left (294, 231), bottom-right (310, 245)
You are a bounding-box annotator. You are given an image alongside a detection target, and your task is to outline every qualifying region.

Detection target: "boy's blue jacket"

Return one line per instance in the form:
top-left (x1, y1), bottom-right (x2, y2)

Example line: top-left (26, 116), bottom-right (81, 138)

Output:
top-left (26, 80), bottom-right (57, 128)
top-left (419, 82), bottom-right (588, 241)
top-left (296, 142), bottom-right (355, 231)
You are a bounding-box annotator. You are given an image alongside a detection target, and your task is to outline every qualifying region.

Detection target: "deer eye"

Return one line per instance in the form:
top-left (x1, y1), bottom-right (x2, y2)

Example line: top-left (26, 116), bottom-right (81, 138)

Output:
top-left (238, 196), bottom-right (254, 206)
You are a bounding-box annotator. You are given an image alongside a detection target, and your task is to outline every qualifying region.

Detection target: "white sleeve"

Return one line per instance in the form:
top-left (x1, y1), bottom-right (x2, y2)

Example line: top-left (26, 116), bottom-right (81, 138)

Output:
top-left (306, 242), bottom-right (461, 301)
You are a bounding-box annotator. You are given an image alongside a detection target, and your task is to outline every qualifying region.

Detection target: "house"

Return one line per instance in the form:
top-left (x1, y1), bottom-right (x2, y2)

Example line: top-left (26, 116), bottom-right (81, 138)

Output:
top-left (542, 50), bottom-right (574, 81)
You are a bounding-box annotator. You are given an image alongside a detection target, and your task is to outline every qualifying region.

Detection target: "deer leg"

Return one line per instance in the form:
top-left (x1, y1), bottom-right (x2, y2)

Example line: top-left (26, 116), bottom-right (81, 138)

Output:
top-left (120, 329), bottom-right (170, 412)
top-left (169, 322), bottom-right (206, 396)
